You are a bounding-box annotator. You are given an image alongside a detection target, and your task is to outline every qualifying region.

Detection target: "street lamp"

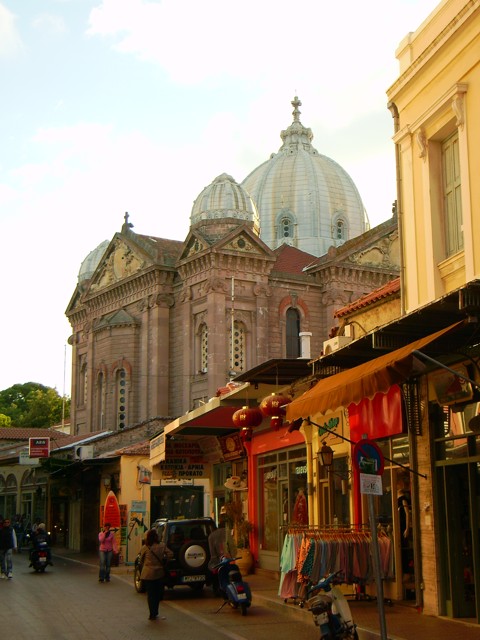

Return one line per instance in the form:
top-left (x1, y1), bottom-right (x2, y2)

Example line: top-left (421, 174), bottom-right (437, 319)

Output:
top-left (318, 442), bottom-right (334, 468)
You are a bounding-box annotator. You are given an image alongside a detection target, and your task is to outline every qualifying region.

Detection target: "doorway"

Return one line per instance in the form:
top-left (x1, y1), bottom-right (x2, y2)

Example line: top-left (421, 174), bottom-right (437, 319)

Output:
top-left (437, 462), bottom-right (479, 620)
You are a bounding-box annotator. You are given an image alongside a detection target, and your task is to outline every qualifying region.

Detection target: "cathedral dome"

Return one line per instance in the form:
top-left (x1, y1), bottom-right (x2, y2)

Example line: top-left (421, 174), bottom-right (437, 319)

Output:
top-left (241, 97), bottom-right (369, 257)
top-left (78, 240), bottom-right (109, 283)
top-left (190, 173), bottom-right (260, 234)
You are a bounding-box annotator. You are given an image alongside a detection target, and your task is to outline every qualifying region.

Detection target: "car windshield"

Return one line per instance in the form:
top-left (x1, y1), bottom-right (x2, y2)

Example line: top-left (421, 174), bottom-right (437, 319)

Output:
top-left (156, 520), bottom-right (215, 545)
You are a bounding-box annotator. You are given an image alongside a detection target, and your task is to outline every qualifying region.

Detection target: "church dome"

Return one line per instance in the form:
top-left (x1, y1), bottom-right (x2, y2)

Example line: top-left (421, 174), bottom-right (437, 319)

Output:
top-left (78, 240), bottom-right (109, 283)
top-left (241, 97), bottom-right (369, 257)
top-left (190, 173), bottom-right (260, 234)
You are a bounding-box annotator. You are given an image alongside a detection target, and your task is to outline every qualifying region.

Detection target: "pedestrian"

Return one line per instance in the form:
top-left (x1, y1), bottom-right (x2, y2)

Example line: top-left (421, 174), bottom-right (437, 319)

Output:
top-left (98, 522), bottom-right (118, 583)
top-left (138, 528), bottom-right (173, 620)
top-left (0, 517), bottom-right (18, 579)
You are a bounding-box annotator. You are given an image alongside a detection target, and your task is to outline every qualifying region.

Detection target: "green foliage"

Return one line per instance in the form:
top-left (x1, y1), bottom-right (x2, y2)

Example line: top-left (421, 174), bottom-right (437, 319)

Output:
top-left (0, 382), bottom-right (70, 428)
top-left (223, 500), bottom-right (253, 549)
top-left (0, 414), bottom-right (12, 427)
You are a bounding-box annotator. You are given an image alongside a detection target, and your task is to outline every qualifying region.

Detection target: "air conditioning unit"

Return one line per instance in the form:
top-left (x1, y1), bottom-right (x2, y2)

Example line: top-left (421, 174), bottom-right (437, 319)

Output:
top-left (74, 445), bottom-right (94, 460)
top-left (323, 335), bottom-right (352, 355)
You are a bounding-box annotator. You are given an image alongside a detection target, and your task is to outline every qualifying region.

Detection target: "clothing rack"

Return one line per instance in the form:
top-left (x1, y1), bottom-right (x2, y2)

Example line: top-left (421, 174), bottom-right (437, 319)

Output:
top-left (279, 525), bottom-right (393, 606)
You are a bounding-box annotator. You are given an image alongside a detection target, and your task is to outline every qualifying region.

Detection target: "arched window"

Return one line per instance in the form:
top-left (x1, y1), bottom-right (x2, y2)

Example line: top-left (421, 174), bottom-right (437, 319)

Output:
top-left (78, 357), bottom-right (87, 406)
top-left (116, 368), bottom-right (127, 430)
top-left (230, 320), bottom-right (245, 373)
top-left (286, 308), bottom-right (301, 358)
top-left (96, 372), bottom-right (106, 430)
top-left (335, 218), bottom-right (347, 240)
top-left (281, 217), bottom-right (292, 238)
top-left (200, 324), bottom-right (208, 373)
top-left (276, 210), bottom-right (295, 240)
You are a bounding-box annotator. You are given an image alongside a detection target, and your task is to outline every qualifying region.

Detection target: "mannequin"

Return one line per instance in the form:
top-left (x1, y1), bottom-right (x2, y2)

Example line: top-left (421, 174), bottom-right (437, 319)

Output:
top-left (293, 488), bottom-right (308, 525)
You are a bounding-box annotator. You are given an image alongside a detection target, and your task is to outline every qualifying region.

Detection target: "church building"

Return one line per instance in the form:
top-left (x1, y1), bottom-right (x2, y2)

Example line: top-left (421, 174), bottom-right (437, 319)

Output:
top-left (66, 97), bottom-right (399, 435)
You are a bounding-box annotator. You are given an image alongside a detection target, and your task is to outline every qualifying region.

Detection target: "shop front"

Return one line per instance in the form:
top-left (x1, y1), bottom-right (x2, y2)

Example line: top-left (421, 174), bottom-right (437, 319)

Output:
top-left (286, 319), bottom-right (480, 618)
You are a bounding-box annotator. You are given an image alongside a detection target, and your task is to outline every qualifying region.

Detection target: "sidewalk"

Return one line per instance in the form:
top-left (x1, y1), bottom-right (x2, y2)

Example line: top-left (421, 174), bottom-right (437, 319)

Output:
top-left (52, 547), bottom-right (480, 640)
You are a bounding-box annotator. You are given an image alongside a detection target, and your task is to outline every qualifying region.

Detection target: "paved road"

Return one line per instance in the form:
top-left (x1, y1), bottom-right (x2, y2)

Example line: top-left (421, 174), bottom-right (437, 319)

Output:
top-left (1, 553), bottom-right (319, 640)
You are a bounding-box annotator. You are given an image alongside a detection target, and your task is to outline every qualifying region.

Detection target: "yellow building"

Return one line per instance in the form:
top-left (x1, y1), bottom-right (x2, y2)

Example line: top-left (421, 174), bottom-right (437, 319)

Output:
top-left (387, 0), bottom-right (480, 312)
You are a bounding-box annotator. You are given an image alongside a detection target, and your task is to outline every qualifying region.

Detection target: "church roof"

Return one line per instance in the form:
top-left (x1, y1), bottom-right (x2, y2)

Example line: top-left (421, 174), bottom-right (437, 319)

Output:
top-left (272, 244), bottom-right (317, 274)
top-left (190, 173), bottom-right (259, 233)
top-left (242, 97), bottom-right (368, 257)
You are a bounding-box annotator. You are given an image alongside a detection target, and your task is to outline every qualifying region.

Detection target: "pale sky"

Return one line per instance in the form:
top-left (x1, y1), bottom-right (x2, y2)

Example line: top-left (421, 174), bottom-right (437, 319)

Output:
top-left (0, 0), bottom-right (441, 396)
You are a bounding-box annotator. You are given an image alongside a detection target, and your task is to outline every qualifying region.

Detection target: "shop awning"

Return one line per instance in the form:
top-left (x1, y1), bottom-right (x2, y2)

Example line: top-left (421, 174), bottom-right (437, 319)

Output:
top-left (286, 321), bottom-right (465, 421)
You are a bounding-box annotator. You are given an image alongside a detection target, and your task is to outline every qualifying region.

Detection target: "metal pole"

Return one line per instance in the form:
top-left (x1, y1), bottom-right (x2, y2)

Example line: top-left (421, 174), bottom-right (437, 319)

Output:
top-left (367, 493), bottom-right (388, 640)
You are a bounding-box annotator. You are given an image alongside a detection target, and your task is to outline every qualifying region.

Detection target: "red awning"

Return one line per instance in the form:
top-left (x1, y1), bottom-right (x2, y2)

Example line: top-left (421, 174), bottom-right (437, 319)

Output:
top-left (286, 321), bottom-right (464, 422)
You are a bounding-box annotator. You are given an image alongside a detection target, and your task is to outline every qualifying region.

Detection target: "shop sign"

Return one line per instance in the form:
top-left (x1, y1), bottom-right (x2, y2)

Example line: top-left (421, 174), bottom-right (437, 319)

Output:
top-left (20, 451), bottom-right (40, 465)
top-left (29, 437), bottom-right (50, 458)
top-left (131, 500), bottom-right (147, 513)
top-left (218, 433), bottom-right (243, 461)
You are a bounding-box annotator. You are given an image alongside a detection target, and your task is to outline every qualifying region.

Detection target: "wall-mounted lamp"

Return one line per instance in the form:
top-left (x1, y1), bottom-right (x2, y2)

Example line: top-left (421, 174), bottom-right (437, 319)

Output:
top-left (102, 475), bottom-right (112, 488)
top-left (317, 442), bottom-right (334, 468)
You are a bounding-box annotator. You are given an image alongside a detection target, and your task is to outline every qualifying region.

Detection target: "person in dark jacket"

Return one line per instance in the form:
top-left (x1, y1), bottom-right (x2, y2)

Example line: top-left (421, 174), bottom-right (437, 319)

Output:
top-left (139, 529), bottom-right (173, 620)
top-left (30, 523), bottom-right (53, 566)
top-left (0, 517), bottom-right (18, 579)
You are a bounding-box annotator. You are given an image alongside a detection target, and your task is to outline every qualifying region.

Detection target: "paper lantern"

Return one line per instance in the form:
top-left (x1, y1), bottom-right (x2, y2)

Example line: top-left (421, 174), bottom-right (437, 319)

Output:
top-left (259, 393), bottom-right (291, 417)
top-left (239, 427), bottom-right (253, 442)
top-left (270, 416), bottom-right (283, 431)
top-left (232, 406), bottom-right (263, 428)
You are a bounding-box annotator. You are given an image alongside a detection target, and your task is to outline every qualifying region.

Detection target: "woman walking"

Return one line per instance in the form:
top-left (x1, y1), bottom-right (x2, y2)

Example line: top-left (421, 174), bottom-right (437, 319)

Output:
top-left (139, 529), bottom-right (173, 620)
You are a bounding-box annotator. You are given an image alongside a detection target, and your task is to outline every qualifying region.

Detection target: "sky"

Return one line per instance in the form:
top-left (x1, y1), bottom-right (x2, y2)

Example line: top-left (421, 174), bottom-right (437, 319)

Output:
top-left (0, 0), bottom-right (441, 396)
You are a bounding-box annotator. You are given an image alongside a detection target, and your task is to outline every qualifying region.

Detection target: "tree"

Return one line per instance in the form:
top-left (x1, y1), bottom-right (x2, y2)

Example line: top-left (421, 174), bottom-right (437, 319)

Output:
top-left (0, 382), bottom-right (70, 428)
top-left (0, 414), bottom-right (12, 427)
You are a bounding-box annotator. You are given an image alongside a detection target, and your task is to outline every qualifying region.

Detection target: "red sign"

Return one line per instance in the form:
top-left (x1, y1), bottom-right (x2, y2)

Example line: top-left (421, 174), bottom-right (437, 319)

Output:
top-left (29, 437), bottom-right (50, 458)
top-left (353, 439), bottom-right (384, 476)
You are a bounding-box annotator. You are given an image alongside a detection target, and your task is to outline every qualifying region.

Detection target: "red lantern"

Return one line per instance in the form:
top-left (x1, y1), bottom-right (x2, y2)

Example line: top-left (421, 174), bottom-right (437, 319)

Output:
top-left (232, 406), bottom-right (263, 428)
top-left (259, 393), bottom-right (291, 417)
top-left (270, 416), bottom-right (283, 431)
top-left (239, 427), bottom-right (253, 442)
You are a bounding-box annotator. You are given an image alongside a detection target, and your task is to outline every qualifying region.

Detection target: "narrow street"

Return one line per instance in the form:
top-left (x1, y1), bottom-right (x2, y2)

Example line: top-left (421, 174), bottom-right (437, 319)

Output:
top-left (1, 553), bottom-right (317, 640)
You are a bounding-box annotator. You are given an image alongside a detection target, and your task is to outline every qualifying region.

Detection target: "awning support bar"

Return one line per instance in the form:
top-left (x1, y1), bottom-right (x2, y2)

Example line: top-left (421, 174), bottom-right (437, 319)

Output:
top-left (306, 418), bottom-right (427, 480)
top-left (412, 350), bottom-right (480, 390)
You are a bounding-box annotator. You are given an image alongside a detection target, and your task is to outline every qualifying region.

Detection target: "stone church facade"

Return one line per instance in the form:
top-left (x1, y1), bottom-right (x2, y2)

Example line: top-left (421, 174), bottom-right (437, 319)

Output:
top-left (66, 99), bottom-right (400, 435)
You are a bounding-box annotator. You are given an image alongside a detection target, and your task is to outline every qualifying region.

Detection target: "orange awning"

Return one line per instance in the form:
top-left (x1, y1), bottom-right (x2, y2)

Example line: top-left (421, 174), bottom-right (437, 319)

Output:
top-left (286, 322), bottom-right (464, 422)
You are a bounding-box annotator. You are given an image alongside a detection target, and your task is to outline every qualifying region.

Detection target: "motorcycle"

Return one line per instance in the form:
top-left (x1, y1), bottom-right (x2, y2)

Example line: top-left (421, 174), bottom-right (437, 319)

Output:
top-left (26, 532), bottom-right (53, 573)
top-left (306, 570), bottom-right (358, 639)
top-left (213, 556), bottom-right (252, 616)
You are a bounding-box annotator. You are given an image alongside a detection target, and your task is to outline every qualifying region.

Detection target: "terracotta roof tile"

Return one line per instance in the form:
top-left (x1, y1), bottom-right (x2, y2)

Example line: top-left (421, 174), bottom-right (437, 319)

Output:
top-left (272, 244), bottom-right (316, 274)
top-left (335, 277), bottom-right (400, 318)
top-left (115, 440), bottom-right (150, 455)
top-left (0, 428), bottom-right (68, 442)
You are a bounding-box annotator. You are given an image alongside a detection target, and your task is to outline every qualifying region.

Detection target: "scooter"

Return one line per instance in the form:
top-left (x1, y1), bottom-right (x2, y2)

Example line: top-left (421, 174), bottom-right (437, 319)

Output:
top-left (306, 571), bottom-right (358, 639)
top-left (213, 556), bottom-right (252, 616)
top-left (26, 533), bottom-right (53, 573)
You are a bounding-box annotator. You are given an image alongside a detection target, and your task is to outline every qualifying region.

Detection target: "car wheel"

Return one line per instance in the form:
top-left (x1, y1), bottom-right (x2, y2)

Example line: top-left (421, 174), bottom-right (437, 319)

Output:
top-left (134, 565), bottom-right (145, 593)
top-left (179, 541), bottom-right (209, 572)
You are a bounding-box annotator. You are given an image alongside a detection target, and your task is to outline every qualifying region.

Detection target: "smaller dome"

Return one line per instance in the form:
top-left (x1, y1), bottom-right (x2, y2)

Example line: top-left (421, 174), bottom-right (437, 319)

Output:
top-left (78, 240), bottom-right (109, 283)
top-left (190, 173), bottom-right (259, 232)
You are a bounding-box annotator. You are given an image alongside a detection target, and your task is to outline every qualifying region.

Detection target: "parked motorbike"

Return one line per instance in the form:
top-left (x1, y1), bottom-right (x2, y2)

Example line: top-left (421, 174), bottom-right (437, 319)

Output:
top-left (213, 556), bottom-right (252, 616)
top-left (306, 571), bottom-right (358, 639)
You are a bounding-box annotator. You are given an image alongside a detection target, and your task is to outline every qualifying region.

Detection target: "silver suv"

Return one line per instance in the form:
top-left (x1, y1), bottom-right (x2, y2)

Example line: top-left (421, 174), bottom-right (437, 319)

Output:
top-left (134, 517), bottom-right (217, 593)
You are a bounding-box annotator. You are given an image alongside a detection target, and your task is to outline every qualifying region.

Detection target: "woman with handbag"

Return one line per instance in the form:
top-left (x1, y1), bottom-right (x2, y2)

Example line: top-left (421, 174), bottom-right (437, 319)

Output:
top-left (139, 528), bottom-right (173, 620)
